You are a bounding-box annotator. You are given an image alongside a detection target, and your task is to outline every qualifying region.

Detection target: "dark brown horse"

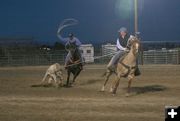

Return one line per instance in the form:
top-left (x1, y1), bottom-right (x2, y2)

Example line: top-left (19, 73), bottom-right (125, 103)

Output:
top-left (65, 43), bottom-right (83, 87)
top-left (101, 35), bottom-right (140, 96)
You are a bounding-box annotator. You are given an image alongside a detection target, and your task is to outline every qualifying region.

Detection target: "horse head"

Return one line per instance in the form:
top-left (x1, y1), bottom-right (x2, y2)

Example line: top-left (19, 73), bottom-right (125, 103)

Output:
top-left (65, 42), bottom-right (80, 63)
top-left (65, 42), bottom-right (76, 52)
top-left (128, 35), bottom-right (140, 56)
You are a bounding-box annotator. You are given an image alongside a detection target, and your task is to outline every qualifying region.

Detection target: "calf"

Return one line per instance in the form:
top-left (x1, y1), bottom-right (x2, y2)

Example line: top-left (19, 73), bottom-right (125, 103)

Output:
top-left (41, 63), bottom-right (63, 87)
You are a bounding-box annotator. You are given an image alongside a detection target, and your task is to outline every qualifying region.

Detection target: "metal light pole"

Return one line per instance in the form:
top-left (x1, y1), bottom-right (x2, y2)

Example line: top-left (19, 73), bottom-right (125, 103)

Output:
top-left (134, 0), bottom-right (138, 37)
top-left (134, 0), bottom-right (144, 65)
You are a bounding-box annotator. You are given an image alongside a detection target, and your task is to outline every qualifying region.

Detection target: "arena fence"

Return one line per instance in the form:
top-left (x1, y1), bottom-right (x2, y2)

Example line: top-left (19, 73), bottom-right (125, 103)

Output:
top-left (143, 49), bottom-right (180, 64)
top-left (0, 53), bottom-right (65, 66)
top-left (0, 49), bottom-right (179, 67)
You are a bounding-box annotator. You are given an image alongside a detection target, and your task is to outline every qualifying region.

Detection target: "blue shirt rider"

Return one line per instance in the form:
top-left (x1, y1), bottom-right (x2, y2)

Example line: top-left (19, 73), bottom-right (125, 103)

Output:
top-left (58, 33), bottom-right (81, 47)
top-left (57, 33), bottom-right (83, 69)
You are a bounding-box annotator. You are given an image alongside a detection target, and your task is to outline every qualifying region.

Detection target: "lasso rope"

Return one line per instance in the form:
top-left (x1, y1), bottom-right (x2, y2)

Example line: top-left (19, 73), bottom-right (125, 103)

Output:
top-left (57, 18), bottom-right (117, 68)
top-left (64, 51), bottom-right (118, 68)
top-left (57, 18), bottom-right (79, 39)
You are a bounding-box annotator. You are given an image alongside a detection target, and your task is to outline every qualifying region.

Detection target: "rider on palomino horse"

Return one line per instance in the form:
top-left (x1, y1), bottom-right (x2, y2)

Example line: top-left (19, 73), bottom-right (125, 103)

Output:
top-left (107, 27), bottom-right (141, 76)
top-left (57, 33), bottom-right (84, 70)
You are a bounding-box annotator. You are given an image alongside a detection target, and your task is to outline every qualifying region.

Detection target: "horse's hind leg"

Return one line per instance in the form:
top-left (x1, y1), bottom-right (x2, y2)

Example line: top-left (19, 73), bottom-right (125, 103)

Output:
top-left (101, 71), bottom-right (111, 92)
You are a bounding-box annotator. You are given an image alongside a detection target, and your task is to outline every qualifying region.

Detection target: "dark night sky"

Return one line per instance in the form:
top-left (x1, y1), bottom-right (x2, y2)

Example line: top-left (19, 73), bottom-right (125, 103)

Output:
top-left (0, 0), bottom-right (180, 45)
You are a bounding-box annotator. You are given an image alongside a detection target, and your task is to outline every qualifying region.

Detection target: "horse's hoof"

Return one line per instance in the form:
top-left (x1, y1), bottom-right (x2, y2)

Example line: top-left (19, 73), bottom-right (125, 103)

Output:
top-left (65, 84), bottom-right (69, 88)
top-left (112, 93), bottom-right (116, 96)
top-left (110, 90), bottom-right (116, 96)
top-left (70, 83), bottom-right (75, 86)
top-left (99, 90), bottom-right (105, 92)
top-left (100, 87), bottom-right (105, 92)
top-left (55, 85), bottom-right (60, 88)
top-left (70, 84), bottom-right (74, 87)
top-left (109, 88), bottom-right (113, 93)
top-left (125, 93), bottom-right (130, 97)
top-left (59, 84), bottom-right (64, 87)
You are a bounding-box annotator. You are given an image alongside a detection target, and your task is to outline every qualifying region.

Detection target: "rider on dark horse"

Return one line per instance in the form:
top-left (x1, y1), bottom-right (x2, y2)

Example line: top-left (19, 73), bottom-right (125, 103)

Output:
top-left (57, 33), bottom-right (84, 70)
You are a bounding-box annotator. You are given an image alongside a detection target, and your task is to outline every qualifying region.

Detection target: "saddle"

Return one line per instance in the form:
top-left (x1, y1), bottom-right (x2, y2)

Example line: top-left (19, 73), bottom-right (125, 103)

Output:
top-left (108, 52), bottom-right (129, 73)
top-left (118, 53), bottom-right (140, 77)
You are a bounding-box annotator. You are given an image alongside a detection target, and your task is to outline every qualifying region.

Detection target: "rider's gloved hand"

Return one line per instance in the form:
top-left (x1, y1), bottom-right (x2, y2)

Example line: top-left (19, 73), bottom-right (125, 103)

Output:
top-left (124, 48), bottom-right (130, 52)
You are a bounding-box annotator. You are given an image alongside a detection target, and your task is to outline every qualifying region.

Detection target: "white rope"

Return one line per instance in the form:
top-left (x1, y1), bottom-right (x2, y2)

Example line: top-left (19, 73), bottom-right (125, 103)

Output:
top-left (64, 51), bottom-right (117, 68)
top-left (57, 18), bottom-right (79, 40)
top-left (93, 52), bottom-right (117, 60)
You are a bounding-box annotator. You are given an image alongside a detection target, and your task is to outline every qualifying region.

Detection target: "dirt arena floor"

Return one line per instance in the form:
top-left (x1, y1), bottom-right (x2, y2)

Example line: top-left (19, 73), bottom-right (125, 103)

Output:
top-left (0, 64), bottom-right (180, 121)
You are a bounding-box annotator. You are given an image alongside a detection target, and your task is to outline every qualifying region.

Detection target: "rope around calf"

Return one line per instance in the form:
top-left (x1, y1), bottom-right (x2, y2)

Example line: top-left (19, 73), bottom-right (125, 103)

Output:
top-left (64, 51), bottom-right (118, 68)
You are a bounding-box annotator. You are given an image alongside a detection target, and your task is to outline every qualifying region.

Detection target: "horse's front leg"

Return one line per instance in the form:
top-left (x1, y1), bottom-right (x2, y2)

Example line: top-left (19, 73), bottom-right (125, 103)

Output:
top-left (111, 73), bottom-right (121, 95)
top-left (66, 70), bottom-right (71, 87)
top-left (72, 73), bottom-right (78, 84)
top-left (101, 70), bottom-right (112, 92)
top-left (126, 75), bottom-right (134, 97)
top-left (71, 68), bottom-right (81, 86)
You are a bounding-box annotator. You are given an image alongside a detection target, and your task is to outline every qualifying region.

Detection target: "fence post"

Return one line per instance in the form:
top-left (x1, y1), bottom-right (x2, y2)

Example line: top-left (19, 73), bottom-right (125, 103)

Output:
top-left (140, 50), bottom-right (144, 65)
top-left (23, 55), bottom-right (25, 66)
top-left (177, 50), bottom-right (180, 64)
top-left (166, 50), bottom-right (168, 64)
top-left (7, 52), bottom-right (10, 65)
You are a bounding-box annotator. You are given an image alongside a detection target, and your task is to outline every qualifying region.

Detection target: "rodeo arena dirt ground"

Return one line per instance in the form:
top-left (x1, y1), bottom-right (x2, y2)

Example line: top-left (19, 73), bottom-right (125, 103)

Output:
top-left (0, 64), bottom-right (180, 121)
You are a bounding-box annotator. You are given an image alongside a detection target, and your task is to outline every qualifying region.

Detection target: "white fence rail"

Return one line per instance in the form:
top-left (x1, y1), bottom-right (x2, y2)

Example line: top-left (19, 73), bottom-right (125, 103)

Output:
top-left (143, 50), bottom-right (179, 64)
top-left (0, 49), bottom-right (179, 66)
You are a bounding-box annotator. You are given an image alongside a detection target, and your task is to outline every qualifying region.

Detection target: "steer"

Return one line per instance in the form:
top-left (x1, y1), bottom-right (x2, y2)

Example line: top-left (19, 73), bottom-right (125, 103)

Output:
top-left (41, 63), bottom-right (63, 87)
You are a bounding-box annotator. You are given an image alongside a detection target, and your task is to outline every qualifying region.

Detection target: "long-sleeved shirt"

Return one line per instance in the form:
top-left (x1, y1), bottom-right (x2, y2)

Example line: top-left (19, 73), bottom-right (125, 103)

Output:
top-left (57, 34), bottom-right (82, 47)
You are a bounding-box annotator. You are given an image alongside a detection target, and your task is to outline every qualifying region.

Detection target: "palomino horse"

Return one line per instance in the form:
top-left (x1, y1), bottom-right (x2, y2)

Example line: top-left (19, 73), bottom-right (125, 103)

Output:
top-left (101, 35), bottom-right (140, 96)
top-left (65, 43), bottom-right (83, 87)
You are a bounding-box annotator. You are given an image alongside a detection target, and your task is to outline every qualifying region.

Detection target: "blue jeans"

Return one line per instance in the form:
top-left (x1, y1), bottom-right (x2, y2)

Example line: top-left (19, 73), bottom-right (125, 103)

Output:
top-left (107, 50), bottom-right (126, 68)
